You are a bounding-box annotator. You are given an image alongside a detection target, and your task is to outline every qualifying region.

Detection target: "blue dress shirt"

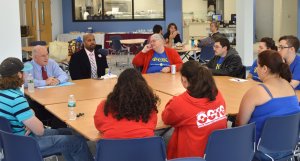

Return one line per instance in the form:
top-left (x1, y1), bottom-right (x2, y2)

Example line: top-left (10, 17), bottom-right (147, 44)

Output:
top-left (24, 59), bottom-right (69, 87)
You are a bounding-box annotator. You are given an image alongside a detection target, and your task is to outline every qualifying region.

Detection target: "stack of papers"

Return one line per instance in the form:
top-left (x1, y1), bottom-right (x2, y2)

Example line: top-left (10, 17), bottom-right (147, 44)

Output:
top-left (37, 82), bottom-right (75, 89)
top-left (229, 78), bottom-right (248, 82)
top-left (101, 74), bottom-right (118, 79)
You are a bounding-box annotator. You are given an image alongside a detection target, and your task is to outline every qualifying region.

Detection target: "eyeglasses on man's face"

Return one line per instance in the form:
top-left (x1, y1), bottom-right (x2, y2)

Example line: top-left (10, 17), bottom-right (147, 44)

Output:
top-left (278, 46), bottom-right (292, 50)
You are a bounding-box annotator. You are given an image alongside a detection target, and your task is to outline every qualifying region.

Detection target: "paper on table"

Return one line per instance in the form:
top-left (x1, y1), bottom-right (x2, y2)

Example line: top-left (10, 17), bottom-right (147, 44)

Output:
top-left (229, 78), bottom-right (248, 82)
top-left (37, 82), bottom-right (75, 89)
top-left (100, 74), bottom-right (118, 79)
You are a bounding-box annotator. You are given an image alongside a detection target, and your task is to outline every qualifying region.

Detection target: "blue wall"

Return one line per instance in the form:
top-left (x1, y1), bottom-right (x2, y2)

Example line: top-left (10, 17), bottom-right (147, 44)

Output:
top-left (62, 0), bottom-right (182, 34)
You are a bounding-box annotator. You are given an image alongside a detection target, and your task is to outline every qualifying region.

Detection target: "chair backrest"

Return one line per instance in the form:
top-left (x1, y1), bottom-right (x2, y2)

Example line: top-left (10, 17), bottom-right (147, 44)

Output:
top-left (257, 113), bottom-right (300, 156)
top-left (95, 136), bottom-right (166, 161)
top-left (169, 157), bottom-right (206, 161)
top-left (30, 41), bottom-right (47, 46)
top-left (204, 123), bottom-right (256, 161)
top-left (236, 65), bottom-right (246, 79)
top-left (0, 130), bottom-right (43, 161)
top-left (110, 35), bottom-right (122, 51)
top-left (0, 117), bottom-right (12, 161)
top-left (199, 45), bottom-right (215, 62)
top-left (0, 117), bottom-right (12, 133)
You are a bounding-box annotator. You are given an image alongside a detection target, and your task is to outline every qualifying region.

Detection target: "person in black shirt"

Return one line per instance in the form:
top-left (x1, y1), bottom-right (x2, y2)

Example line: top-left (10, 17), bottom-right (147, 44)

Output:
top-left (164, 23), bottom-right (182, 47)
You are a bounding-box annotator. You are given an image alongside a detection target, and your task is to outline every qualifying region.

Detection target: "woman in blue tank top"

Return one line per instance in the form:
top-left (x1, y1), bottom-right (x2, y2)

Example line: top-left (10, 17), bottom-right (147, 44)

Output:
top-left (237, 50), bottom-right (300, 160)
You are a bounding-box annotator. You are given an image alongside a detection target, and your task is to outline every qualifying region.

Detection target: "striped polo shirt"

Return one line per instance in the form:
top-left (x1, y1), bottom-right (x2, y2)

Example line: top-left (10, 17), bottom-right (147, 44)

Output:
top-left (0, 88), bottom-right (33, 135)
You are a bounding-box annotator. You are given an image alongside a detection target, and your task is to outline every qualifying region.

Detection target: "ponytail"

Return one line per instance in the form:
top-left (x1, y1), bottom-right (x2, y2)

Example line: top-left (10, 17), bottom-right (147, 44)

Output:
top-left (180, 61), bottom-right (218, 101)
top-left (279, 63), bottom-right (292, 82)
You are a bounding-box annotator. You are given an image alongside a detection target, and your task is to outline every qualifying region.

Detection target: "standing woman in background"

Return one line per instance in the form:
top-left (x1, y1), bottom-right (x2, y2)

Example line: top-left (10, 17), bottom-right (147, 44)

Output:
top-left (247, 37), bottom-right (277, 81)
top-left (162, 61), bottom-right (227, 159)
top-left (94, 68), bottom-right (160, 138)
top-left (164, 23), bottom-right (182, 47)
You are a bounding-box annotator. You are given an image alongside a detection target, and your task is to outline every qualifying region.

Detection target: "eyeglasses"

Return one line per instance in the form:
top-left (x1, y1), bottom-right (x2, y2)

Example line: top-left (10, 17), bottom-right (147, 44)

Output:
top-left (213, 45), bottom-right (222, 49)
top-left (278, 46), bottom-right (292, 50)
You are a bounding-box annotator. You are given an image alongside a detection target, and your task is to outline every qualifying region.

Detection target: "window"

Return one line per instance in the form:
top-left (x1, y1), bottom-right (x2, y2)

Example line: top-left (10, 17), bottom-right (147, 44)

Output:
top-left (73, 0), bottom-right (165, 21)
top-left (134, 0), bottom-right (164, 19)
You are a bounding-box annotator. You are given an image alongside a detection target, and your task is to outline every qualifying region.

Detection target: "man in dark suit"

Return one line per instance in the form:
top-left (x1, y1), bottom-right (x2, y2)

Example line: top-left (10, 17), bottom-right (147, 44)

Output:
top-left (69, 33), bottom-right (108, 80)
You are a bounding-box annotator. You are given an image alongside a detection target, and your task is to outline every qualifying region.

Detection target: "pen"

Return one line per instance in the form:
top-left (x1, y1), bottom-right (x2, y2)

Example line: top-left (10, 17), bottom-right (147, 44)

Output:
top-left (235, 78), bottom-right (240, 82)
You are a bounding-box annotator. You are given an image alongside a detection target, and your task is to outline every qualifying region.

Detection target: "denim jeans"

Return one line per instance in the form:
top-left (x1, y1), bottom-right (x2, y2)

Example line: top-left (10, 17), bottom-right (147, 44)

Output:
top-left (34, 128), bottom-right (94, 161)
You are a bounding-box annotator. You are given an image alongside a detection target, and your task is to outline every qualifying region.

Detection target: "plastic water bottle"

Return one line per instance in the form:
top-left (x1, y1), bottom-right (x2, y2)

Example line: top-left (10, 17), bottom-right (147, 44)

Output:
top-left (191, 37), bottom-right (195, 47)
top-left (68, 95), bottom-right (77, 120)
top-left (27, 73), bottom-right (35, 93)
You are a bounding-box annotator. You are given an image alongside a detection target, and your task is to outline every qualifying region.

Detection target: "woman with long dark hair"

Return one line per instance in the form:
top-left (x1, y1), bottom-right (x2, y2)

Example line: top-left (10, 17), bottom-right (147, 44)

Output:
top-left (94, 68), bottom-right (160, 138)
top-left (162, 61), bottom-right (227, 159)
top-left (163, 23), bottom-right (182, 47)
top-left (237, 50), bottom-right (300, 160)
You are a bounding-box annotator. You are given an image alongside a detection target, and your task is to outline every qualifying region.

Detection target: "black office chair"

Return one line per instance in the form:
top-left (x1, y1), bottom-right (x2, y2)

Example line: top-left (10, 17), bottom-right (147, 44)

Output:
top-left (109, 35), bottom-right (129, 66)
top-left (236, 66), bottom-right (246, 79)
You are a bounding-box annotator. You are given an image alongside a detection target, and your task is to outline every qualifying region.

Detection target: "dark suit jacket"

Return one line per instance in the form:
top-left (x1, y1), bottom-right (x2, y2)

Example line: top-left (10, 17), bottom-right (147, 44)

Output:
top-left (69, 48), bottom-right (108, 80)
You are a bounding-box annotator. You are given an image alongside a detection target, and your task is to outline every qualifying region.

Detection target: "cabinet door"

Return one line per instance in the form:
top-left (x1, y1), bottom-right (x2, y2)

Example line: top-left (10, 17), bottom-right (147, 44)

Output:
top-left (26, 0), bottom-right (37, 41)
top-left (38, 0), bottom-right (52, 44)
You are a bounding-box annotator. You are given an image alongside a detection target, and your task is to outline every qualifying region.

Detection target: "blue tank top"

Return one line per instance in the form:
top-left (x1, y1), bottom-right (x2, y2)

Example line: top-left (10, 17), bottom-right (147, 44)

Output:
top-left (248, 84), bottom-right (300, 142)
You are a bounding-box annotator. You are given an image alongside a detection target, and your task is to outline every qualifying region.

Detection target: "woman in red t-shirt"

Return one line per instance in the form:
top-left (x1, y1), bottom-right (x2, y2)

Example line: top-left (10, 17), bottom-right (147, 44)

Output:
top-left (94, 68), bottom-right (160, 138)
top-left (162, 61), bottom-right (227, 159)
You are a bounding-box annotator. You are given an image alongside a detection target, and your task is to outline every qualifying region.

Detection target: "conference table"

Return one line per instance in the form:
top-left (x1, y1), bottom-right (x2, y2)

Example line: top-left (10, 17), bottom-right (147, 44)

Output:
top-left (24, 78), bottom-right (117, 106)
top-left (44, 91), bottom-right (172, 141)
top-left (27, 72), bottom-right (300, 141)
top-left (144, 73), bottom-right (260, 114)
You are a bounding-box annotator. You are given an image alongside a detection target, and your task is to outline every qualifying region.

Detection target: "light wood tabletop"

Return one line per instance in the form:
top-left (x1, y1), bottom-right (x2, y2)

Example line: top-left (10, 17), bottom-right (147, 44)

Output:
top-left (174, 45), bottom-right (200, 53)
top-left (25, 78), bottom-right (117, 106)
top-left (45, 91), bottom-right (172, 141)
top-left (106, 38), bottom-right (146, 45)
top-left (143, 73), bottom-right (260, 114)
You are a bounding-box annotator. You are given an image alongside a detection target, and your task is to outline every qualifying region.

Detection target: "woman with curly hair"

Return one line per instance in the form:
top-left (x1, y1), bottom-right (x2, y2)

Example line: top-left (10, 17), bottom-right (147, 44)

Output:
top-left (94, 68), bottom-right (160, 138)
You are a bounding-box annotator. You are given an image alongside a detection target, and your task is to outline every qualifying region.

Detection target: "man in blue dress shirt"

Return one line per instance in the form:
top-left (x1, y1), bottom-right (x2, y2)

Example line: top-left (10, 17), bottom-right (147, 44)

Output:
top-left (278, 35), bottom-right (300, 90)
top-left (25, 45), bottom-right (68, 87)
top-left (24, 45), bottom-right (69, 128)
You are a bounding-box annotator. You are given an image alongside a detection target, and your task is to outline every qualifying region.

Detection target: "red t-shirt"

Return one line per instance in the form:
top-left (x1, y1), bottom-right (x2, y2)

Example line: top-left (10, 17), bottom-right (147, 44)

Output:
top-left (162, 91), bottom-right (227, 159)
top-left (94, 100), bottom-right (157, 138)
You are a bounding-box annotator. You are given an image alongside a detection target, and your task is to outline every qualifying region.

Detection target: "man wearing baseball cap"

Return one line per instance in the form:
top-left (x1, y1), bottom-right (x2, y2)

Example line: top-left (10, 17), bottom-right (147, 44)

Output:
top-left (0, 57), bottom-right (94, 161)
top-left (0, 57), bottom-right (32, 77)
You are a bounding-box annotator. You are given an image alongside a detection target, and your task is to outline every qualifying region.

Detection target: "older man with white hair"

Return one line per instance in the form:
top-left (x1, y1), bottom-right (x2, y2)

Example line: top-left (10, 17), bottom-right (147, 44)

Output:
top-left (25, 45), bottom-right (68, 87)
top-left (132, 34), bottom-right (183, 74)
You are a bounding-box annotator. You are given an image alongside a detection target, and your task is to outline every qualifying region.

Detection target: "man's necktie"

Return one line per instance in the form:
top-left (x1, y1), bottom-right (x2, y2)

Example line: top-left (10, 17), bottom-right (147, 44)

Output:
top-left (89, 53), bottom-right (97, 78)
top-left (41, 66), bottom-right (48, 80)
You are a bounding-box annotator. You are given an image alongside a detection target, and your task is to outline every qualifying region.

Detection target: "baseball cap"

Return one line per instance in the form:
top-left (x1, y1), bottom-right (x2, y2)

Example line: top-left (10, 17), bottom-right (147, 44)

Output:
top-left (0, 57), bottom-right (33, 77)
